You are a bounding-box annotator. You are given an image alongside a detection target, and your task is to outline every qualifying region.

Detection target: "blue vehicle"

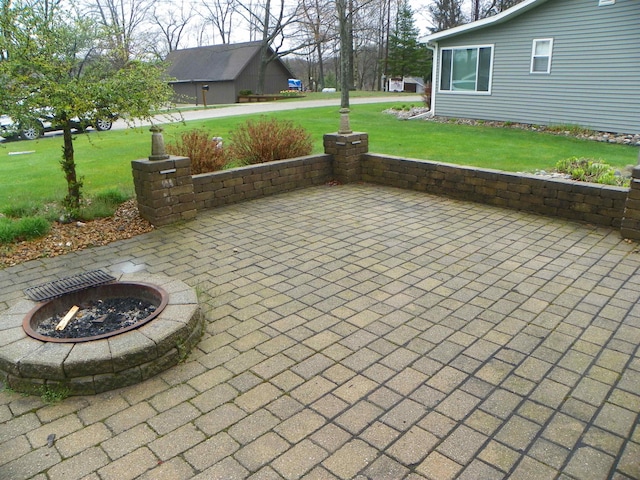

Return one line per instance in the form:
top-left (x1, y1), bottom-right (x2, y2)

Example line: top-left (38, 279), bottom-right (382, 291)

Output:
top-left (288, 79), bottom-right (302, 91)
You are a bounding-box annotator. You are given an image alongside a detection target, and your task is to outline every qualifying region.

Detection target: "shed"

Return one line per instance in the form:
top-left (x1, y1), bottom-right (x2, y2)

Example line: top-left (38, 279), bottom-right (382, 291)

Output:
top-left (165, 41), bottom-right (295, 105)
top-left (388, 77), bottom-right (425, 94)
top-left (424, 0), bottom-right (640, 134)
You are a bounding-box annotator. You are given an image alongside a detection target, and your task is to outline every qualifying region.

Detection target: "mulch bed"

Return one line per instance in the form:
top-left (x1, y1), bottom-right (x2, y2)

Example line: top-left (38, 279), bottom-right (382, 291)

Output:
top-left (0, 200), bottom-right (154, 269)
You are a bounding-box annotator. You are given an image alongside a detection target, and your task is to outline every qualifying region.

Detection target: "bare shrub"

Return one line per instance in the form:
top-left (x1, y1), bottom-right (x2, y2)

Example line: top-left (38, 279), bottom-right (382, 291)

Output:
top-left (228, 117), bottom-right (312, 165)
top-left (421, 82), bottom-right (432, 109)
top-left (166, 130), bottom-right (227, 174)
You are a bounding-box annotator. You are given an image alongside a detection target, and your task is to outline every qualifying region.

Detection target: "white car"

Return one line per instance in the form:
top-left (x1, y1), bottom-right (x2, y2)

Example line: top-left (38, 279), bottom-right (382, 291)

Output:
top-left (0, 112), bottom-right (114, 141)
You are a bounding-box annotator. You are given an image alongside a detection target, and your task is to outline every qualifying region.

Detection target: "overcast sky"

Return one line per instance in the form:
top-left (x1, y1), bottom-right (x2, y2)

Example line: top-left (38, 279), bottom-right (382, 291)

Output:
top-left (149, 0), bottom-right (475, 49)
top-left (153, 0), bottom-right (453, 45)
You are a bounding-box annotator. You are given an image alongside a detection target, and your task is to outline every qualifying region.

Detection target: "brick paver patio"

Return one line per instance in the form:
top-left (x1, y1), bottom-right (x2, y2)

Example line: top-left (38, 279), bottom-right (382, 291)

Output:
top-left (1, 184), bottom-right (639, 479)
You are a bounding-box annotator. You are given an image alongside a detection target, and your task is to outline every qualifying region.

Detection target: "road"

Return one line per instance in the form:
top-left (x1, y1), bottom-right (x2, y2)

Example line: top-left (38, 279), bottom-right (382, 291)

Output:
top-left (112, 95), bottom-right (423, 130)
top-left (0, 95), bottom-right (422, 141)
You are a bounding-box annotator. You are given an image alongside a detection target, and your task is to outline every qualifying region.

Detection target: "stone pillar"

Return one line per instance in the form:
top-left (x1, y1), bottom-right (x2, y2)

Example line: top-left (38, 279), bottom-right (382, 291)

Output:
top-left (131, 126), bottom-right (197, 226)
top-left (621, 164), bottom-right (640, 240)
top-left (324, 132), bottom-right (368, 184)
top-left (132, 156), bottom-right (197, 226)
top-left (132, 127), bottom-right (197, 226)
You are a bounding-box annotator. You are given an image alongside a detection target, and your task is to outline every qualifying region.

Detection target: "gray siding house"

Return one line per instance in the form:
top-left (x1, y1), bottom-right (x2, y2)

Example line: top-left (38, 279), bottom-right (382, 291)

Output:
top-left (165, 42), bottom-right (295, 105)
top-left (424, 0), bottom-right (640, 134)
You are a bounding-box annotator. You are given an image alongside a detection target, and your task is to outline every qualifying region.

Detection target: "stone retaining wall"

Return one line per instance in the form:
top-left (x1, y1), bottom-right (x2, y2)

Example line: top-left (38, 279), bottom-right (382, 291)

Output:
top-left (133, 131), bottom-right (640, 238)
top-left (362, 153), bottom-right (628, 228)
top-left (192, 154), bottom-right (332, 210)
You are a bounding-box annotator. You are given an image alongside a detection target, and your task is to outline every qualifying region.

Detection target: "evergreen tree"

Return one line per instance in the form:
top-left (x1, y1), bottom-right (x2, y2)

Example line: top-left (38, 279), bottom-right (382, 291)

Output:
top-left (386, 1), bottom-right (430, 79)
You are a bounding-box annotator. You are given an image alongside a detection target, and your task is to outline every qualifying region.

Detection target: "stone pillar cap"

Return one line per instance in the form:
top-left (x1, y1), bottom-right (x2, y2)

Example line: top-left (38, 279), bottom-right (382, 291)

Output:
top-left (149, 125), bottom-right (170, 161)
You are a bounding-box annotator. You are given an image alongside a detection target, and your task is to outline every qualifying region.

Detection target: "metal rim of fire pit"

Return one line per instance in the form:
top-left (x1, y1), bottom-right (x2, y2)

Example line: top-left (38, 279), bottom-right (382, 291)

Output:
top-left (22, 282), bottom-right (169, 343)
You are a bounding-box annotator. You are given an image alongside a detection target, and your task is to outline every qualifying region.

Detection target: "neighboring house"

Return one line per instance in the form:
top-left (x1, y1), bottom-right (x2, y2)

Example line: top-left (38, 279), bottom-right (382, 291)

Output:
top-left (424, 0), bottom-right (640, 134)
top-left (165, 41), bottom-right (295, 105)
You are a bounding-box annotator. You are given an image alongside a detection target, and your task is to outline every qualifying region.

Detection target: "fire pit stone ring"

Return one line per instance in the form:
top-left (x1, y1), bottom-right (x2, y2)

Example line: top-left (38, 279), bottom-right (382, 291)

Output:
top-left (0, 273), bottom-right (203, 396)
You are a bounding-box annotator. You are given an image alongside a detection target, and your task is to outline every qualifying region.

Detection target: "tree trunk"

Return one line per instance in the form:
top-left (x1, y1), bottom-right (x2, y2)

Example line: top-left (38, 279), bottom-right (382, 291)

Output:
top-left (317, 40), bottom-right (325, 91)
top-left (256, 42), bottom-right (268, 94)
top-left (256, 0), bottom-right (271, 95)
top-left (337, 0), bottom-right (349, 108)
top-left (60, 124), bottom-right (82, 214)
top-left (347, 0), bottom-right (354, 90)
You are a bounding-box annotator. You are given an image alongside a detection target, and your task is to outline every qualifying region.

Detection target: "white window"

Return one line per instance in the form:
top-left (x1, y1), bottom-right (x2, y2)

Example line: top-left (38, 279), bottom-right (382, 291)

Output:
top-left (439, 45), bottom-right (493, 94)
top-left (599, 0), bottom-right (615, 5)
top-left (531, 39), bottom-right (553, 74)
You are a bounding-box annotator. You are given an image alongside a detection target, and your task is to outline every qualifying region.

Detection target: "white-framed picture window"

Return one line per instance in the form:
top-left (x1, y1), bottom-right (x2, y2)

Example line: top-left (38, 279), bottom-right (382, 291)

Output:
top-left (531, 38), bottom-right (553, 74)
top-left (439, 45), bottom-right (493, 94)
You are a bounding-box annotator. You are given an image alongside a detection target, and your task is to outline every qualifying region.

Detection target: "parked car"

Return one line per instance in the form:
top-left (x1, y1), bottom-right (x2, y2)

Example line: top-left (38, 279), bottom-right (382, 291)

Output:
top-left (0, 110), bottom-right (115, 141)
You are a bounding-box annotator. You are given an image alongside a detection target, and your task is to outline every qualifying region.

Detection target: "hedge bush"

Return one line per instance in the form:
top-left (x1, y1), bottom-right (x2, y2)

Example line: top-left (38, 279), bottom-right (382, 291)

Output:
top-left (229, 117), bottom-right (312, 165)
top-left (166, 129), bottom-right (228, 175)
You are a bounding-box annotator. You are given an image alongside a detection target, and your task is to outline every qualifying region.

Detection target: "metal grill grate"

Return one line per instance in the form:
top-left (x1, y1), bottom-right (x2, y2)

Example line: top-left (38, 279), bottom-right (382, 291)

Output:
top-left (24, 270), bottom-right (116, 302)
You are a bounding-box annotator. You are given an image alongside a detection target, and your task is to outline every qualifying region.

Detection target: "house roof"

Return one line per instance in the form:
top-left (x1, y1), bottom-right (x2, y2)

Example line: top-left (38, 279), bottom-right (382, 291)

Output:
top-left (165, 41), bottom-right (292, 83)
top-left (424, 0), bottom-right (551, 43)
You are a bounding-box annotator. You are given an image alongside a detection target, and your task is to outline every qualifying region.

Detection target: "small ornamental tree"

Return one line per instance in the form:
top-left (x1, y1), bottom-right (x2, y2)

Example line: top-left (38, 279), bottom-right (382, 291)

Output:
top-left (0, 1), bottom-right (174, 215)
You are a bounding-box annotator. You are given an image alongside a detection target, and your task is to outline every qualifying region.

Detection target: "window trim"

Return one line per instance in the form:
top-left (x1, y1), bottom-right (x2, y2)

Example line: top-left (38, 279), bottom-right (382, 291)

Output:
top-left (530, 38), bottom-right (553, 74)
top-left (598, 0), bottom-right (615, 5)
top-left (438, 44), bottom-right (494, 95)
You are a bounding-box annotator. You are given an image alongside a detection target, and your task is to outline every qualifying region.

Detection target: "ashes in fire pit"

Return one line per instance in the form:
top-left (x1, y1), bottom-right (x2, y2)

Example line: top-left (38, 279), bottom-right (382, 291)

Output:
top-left (23, 281), bottom-right (169, 343)
top-left (36, 297), bottom-right (158, 339)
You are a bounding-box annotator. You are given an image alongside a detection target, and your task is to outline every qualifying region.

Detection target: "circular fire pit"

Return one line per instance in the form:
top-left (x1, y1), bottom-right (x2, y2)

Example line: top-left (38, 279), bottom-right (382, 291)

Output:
top-left (23, 282), bottom-right (168, 343)
top-left (0, 273), bottom-right (202, 396)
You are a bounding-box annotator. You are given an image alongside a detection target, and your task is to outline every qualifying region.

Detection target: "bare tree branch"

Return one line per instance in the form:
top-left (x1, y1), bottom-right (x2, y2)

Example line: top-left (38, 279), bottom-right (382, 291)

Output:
top-left (199, 0), bottom-right (236, 44)
top-left (149, 0), bottom-right (194, 57)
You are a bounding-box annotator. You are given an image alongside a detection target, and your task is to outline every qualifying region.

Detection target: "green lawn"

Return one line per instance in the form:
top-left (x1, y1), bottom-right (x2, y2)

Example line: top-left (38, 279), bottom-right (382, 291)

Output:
top-left (0, 101), bottom-right (637, 210)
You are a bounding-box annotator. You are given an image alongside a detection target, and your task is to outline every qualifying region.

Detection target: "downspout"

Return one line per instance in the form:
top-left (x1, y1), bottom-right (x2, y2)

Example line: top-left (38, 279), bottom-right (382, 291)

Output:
top-left (410, 41), bottom-right (437, 120)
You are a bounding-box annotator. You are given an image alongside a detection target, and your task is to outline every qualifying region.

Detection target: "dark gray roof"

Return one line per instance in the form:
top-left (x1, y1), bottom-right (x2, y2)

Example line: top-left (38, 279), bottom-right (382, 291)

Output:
top-left (165, 41), bottom-right (289, 82)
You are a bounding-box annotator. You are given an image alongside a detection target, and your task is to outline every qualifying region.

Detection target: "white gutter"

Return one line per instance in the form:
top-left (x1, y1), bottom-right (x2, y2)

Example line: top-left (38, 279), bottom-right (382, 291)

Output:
top-left (410, 42), bottom-right (437, 120)
top-left (422, 0), bottom-right (549, 43)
